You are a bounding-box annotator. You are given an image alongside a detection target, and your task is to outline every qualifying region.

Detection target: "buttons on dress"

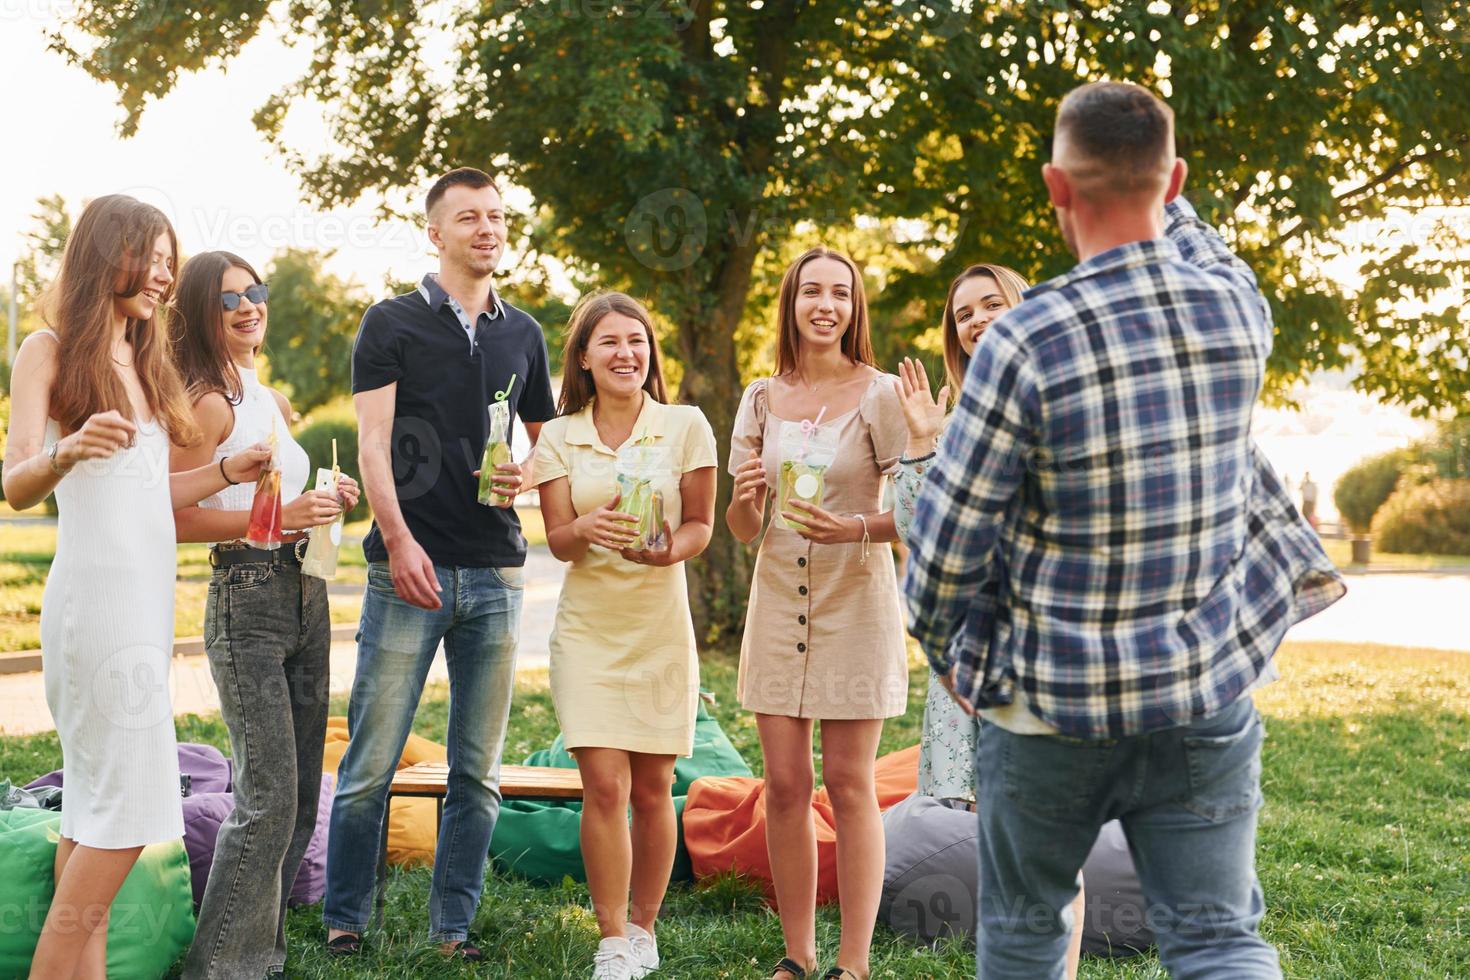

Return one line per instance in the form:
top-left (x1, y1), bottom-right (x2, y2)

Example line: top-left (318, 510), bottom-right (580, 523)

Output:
top-left (797, 643), bottom-right (806, 653)
top-left (799, 615), bottom-right (807, 625)
top-left (798, 557), bottom-right (807, 567)
top-left (799, 585), bottom-right (808, 596)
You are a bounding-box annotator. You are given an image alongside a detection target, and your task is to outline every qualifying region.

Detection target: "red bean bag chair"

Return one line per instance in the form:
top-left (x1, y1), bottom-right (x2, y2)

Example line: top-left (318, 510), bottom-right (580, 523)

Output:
top-left (682, 745), bottom-right (920, 907)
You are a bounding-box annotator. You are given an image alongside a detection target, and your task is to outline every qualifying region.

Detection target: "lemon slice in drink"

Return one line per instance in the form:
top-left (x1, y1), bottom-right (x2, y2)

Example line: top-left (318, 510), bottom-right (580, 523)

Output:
top-left (794, 473), bottom-right (820, 500)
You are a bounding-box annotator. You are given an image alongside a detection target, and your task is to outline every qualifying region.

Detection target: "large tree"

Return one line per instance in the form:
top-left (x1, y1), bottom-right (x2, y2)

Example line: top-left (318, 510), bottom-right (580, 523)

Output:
top-left (259, 248), bottom-right (367, 415)
top-left (54, 0), bottom-right (1468, 637)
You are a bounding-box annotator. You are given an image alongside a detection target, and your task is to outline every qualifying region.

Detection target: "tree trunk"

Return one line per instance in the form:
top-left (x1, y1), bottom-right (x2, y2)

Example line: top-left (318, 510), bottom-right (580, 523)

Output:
top-left (677, 241), bottom-right (762, 647)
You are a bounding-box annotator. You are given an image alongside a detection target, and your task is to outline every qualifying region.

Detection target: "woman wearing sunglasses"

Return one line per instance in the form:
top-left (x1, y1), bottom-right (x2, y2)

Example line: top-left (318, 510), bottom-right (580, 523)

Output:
top-left (168, 251), bottom-right (358, 980)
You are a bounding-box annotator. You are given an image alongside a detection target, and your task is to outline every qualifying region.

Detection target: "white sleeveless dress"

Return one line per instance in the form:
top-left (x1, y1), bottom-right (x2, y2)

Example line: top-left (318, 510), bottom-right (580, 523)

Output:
top-left (40, 387), bottom-right (185, 847)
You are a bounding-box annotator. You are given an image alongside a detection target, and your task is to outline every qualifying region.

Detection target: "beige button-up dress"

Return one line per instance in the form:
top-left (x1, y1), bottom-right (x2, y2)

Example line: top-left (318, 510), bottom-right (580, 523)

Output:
top-left (729, 375), bottom-right (910, 719)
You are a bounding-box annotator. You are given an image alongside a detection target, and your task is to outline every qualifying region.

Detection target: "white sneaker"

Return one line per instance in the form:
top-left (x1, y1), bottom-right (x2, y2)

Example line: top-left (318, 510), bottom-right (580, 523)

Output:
top-left (592, 936), bottom-right (638, 980)
top-left (626, 923), bottom-right (659, 977)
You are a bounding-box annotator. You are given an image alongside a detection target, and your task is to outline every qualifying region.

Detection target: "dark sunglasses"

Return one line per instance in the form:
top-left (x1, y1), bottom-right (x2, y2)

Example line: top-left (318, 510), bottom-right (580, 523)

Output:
top-left (221, 282), bottom-right (269, 311)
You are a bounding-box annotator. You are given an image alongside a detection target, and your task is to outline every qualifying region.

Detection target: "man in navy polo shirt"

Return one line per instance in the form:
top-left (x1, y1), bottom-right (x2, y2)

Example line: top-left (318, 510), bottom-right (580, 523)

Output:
top-left (324, 167), bottom-right (557, 959)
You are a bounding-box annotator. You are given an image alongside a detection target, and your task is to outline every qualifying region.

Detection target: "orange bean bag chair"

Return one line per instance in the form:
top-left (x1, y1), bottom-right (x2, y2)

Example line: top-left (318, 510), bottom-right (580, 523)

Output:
top-left (322, 716), bottom-right (446, 868)
top-left (682, 745), bottom-right (920, 906)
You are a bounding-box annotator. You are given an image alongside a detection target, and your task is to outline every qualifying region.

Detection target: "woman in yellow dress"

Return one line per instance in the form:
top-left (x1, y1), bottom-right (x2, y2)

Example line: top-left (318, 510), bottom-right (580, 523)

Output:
top-left (534, 291), bottom-right (718, 980)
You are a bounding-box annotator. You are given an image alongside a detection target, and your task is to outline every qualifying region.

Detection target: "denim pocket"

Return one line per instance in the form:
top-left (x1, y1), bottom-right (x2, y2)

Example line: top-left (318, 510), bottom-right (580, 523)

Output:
top-left (225, 563), bottom-right (276, 590)
top-left (999, 729), bottom-right (1112, 821)
top-left (203, 582), bottom-right (221, 648)
top-left (1180, 705), bottom-right (1264, 822)
top-left (489, 565), bottom-right (525, 590)
top-left (366, 562), bottom-right (395, 593)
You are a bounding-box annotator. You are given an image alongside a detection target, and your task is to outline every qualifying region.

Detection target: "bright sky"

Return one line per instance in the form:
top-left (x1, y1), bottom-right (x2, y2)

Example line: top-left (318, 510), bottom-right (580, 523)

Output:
top-left (0, 12), bottom-right (432, 292)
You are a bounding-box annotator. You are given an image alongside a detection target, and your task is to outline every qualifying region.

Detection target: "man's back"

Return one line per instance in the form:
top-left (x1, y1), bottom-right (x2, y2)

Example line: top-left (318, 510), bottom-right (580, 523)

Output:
top-left (907, 201), bottom-right (1341, 739)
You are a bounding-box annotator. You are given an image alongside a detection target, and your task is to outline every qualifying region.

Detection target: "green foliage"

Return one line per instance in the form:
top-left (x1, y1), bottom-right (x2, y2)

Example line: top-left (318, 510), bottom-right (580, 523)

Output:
top-left (1420, 415), bottom-right (1470, 479)
top-left (1372, 477), bottom-right (1470, 556)
top-left (1335, 416), bottom-right (1470, 534)
top-left (51, 0), bottom-right (1470, 631)
top-left (292, 397), bottom-right (368, 522)
top-left (2, 195), bottom-right (71, 394)
top-left (0, 394), bottom-right (8, 503)
top-left (1332, 448), bottom-right (1416, 534)
top-left (260, 249), bottom-right (366, 416)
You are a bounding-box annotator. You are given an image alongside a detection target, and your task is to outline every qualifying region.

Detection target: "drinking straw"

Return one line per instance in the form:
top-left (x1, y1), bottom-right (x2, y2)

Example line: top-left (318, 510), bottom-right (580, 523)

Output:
top-left (799, 405), bottom-right (827, 457)
top-left (496, 373), bottom-right (518, 403)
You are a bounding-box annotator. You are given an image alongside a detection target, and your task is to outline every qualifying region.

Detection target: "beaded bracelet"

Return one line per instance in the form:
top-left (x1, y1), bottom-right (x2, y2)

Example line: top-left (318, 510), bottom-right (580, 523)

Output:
top-left (900, 451), bottom-right (938, 465)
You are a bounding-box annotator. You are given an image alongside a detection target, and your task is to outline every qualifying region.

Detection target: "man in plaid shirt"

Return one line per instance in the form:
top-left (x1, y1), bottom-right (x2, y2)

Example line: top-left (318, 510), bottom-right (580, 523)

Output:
top-left (904, 82), bottom-right (1344, 979)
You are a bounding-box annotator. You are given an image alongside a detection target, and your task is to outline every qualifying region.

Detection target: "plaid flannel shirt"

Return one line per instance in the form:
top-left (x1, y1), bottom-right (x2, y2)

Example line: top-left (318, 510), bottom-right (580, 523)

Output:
top-left (903, 198), bottom-right (1346, 739)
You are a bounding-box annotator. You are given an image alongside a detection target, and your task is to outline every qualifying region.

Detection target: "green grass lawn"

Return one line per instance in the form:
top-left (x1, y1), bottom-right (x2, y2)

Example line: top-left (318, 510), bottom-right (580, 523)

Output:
top-left (0, 508), bottom-right (547, 652)
top-left (0, 641), bottom-right (1465, 977)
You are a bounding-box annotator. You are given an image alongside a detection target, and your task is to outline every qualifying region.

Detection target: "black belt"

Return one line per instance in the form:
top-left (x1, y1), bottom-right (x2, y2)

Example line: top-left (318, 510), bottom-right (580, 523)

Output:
top-left (209, 539), bottom-right (308, 567)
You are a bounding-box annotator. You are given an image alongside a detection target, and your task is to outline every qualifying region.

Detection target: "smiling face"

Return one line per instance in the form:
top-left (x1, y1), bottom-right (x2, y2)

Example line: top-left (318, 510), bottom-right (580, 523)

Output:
top-left (219, 265), bottom-right (267, 365)
top-left (792, 256), bottom-right (854, 353)
top-left (951, 274), bottom-right (1011, 356)
top-left (580, 311), bottom-right (652, 399)
top-left (113, 231), bottom-right (175, 323)
top-left (428, 183), bottom-right (507, 278)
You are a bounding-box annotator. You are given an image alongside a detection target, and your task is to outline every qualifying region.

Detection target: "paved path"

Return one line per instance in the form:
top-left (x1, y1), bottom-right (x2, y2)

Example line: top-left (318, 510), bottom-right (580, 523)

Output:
top-left (1, 548), bottom-right (566, 736)
top-left (1282, 571), bottom-right (1470, 651)
top-left (2, 562), bottom-right (1465, 737)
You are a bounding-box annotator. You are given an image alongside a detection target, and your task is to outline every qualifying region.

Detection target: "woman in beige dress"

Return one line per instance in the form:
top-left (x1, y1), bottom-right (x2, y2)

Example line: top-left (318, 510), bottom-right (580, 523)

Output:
top-left (536, 292), bottom-right (718, 980)
top-left (726, 247), bottom-right (908, 980)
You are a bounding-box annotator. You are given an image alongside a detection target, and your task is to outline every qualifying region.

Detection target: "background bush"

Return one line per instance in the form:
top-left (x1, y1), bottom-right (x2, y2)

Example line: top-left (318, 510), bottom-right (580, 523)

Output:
top-left (293, 397), bottom-right (368, 522)
top-left (1333, 448), bottom-right (1418, 534)
top-left (1372, 478), bottom-right (1470, 556)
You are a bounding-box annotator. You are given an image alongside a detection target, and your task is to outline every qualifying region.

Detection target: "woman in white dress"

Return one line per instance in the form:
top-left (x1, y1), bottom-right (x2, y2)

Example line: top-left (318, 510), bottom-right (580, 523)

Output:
top-left (2, 195), bottom-right (269, 980)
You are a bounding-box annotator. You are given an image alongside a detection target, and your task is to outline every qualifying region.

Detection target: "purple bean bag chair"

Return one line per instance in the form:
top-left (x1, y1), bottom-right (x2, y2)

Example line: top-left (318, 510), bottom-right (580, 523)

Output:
top-left (27, 743), bottom-right (334, 908)
top-left (25, 741), bottom-right (232, 796)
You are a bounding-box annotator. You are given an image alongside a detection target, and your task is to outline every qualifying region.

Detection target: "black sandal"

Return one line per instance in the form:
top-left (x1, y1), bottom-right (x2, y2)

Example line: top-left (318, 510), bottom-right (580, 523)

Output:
top-left (442, 936), bottom-right (485, 962)
top-left (325, 933), bottom-right (362, 956)
top-left (822, 969), bottom-right (861, 980)
top-left (771, 957), bottom-right (810, 979)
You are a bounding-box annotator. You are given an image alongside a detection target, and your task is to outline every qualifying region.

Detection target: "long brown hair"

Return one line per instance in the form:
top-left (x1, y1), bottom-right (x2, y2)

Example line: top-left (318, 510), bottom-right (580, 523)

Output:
top-left (44, 194), bottom-right (199, 445)
top-left (941, 263), bottom-right (1030, 397)
top-left (774, 247), bottom-right (875, 376)
top-left (170, 251), bottom-right (264, 405)
top-left (556, 291), bottom-right (668, 417)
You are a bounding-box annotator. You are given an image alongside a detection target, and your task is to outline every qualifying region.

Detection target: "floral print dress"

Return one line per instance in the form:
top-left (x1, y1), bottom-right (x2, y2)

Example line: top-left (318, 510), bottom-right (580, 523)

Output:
top-left (894, 450), bottom-right (979, 804)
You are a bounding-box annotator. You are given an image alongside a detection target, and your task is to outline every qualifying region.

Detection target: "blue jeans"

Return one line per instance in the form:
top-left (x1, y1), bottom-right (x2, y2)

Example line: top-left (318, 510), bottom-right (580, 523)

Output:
top-left (975, 695), bottom-right (1280, 980)
top-left (323, 561), bottom-right (522, 943)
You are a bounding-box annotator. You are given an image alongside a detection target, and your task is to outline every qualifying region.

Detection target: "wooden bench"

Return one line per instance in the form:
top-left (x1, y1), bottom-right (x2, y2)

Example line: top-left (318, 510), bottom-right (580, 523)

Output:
top-left (375, 762), bottom-right (584, 922)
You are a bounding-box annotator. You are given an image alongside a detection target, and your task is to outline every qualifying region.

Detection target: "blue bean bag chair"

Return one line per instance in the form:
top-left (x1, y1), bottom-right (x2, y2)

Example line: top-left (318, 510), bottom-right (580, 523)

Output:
top-left (879, 795), bottom-right (1155, 957)
top-left (0, 808), bottom-right (196, 978)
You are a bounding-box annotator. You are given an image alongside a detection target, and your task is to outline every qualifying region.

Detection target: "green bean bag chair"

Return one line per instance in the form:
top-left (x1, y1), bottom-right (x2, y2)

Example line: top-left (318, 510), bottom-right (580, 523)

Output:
top-left (490, 697), bottom-right (751, 884)
top-left (0, 808), bottom-right (196, 978)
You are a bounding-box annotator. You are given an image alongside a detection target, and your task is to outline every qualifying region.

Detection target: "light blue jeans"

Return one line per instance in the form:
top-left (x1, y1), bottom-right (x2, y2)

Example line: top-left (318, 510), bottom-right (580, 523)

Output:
top-left (323, 561), bottom-right (522, 943)
top-left (975, 695), bottom-right (1281, 980)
